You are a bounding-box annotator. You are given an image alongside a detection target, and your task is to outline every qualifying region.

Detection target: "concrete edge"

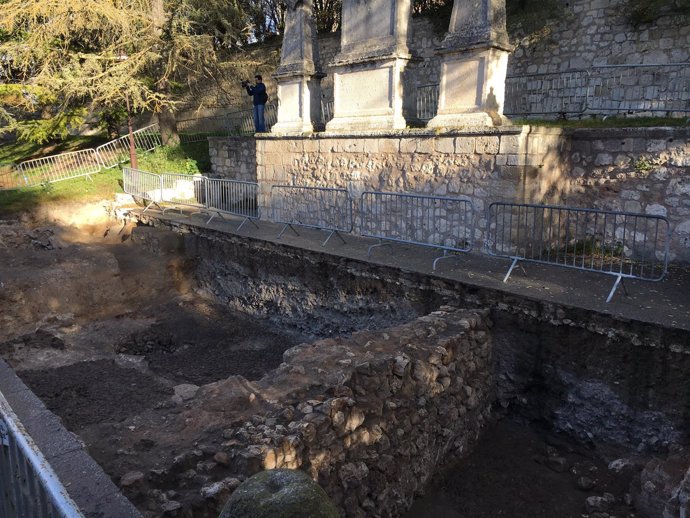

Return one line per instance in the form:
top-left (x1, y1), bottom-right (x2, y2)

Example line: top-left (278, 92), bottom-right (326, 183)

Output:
top-left (0, 359), bottom-right (142, 518)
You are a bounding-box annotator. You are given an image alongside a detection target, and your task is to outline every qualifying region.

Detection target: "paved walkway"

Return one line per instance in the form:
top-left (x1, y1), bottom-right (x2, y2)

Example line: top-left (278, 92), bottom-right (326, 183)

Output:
top-left (136, 209), bottom-right (690, 333)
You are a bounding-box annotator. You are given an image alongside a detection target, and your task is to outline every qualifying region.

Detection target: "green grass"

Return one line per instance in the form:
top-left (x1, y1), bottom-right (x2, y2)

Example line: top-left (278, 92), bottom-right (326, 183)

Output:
top-left (0, 135), bottom-right (110, 164)
top-left (0, 139), bottom-right (211, 216)
top-left (514, 116), bottom-right (690, 128)
top-left (0, 168), bottom-right (124, 215)
top-left (136, 141), bottom-right (211, 174)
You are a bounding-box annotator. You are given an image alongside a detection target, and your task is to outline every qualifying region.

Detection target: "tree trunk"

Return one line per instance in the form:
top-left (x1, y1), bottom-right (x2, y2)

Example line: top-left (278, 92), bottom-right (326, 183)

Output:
top-left (157, 105), bottom-right (180, 146)
top-left (151, 0), bottom-right (179, 146)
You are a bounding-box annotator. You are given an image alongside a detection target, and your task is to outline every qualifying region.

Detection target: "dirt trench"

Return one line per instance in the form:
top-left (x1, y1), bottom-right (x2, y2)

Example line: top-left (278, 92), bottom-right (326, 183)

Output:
top-left (0, 204), bottom-right (669, 518)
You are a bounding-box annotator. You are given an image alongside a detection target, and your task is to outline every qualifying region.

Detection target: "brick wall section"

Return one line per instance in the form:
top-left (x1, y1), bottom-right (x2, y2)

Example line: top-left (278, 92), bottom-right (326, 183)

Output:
top-left (209, 126), bottom-right (690, 261)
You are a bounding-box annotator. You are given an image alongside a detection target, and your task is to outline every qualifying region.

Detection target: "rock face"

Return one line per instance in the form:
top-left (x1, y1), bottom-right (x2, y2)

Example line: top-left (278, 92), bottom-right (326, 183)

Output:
top-left (219, 469), bottom-right (338, 518)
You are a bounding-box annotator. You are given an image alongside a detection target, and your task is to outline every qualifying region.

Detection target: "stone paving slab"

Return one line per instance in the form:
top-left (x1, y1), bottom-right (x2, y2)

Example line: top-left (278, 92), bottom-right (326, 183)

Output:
top-left (133, 208), bottom-right (690, 333)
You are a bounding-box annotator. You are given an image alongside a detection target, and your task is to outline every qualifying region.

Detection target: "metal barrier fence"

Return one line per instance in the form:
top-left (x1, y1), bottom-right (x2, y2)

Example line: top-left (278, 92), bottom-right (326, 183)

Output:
top-left (177, 116), bottom-right (231, 144)
top-left (486, 202), bottom-right (670, 302)
top-left (239, 104), bottom-right (278, 135)
top-left (160, 173), bottom-right (205, 216)
top-left (321, 100), bottom-right (334, 124)
top-left (0, 162), bottom-right (22, 190)
top-left (0, 392), bottom-right (83, 518)
top-left (505, 63), bottom-right (690, 118)
top-left (96, 124), bottom-right (162, 169)
top-left (417, 84), bottom-right (440, 122)
top-left (360, 191), bottom-right (475, 270)
top-left (122, 167), bottom-right (163, 211)
top-left (15, 149), bottom-right (102, 188)
top-left (505, 71), bottom-right (590, 117)
top-left (204, 177), bottom-right (260, 230)
top-left (271, 185), bottom-right (353, 246)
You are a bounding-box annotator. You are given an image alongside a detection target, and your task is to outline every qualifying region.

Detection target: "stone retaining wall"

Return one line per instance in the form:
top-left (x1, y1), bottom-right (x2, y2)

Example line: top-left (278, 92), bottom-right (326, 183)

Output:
top-left (179, 0), bottom-right (689, 119)
top-left (196, 308), bottom-right (493, 517)
top-left (209, 126), bottom-right (690, 261)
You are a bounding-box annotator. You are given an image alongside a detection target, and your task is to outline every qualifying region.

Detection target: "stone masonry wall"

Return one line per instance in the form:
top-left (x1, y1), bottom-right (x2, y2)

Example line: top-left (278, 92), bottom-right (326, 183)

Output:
top-left (206, 308), bottom-right (492, 517)
top-left (180, 1), bottom-right (689, 119)
top-left (209, 126), bottom-right (690, 261)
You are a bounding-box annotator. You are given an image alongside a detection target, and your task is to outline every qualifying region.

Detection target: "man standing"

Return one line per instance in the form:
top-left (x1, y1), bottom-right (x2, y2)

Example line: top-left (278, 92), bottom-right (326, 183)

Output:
top-left (243, 75), bottom-right (268, 133)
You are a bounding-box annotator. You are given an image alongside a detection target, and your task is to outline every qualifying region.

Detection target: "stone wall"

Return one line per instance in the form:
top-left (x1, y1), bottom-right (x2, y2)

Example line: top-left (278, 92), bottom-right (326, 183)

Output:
top-left (197, 308), bottom-right (492, 517)
top-left (209, 126), bottom-right (690, 261)
top-left (180, 0), bottom-right (689, 119)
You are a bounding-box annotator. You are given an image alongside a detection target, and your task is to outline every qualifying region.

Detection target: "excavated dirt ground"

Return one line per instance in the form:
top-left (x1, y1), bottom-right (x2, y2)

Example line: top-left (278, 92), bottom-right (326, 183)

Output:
top-left (0, 204), bottom-right (654, 517)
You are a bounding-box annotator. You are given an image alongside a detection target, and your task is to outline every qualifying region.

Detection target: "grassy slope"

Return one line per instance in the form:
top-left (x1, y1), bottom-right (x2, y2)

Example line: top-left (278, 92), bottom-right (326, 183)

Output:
top-left (0, 139), bottom-right (211, 216)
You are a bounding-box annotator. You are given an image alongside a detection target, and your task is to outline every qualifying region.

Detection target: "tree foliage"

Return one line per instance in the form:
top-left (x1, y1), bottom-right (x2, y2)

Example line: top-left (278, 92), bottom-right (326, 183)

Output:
top-left (0, 0), bottom-right (250, 143)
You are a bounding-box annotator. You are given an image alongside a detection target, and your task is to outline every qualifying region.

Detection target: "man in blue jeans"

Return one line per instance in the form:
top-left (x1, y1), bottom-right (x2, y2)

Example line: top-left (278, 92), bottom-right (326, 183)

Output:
top-left (243, 75), bottom-right (268, 133)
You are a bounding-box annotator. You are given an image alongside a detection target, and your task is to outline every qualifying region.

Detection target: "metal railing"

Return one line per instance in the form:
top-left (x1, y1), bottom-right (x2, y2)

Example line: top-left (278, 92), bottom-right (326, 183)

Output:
top-left (160, 173), bottom-right (206, 216)
top-left (361, 191), bottom-right (475, 270)
top-left (122, 167), bottom-right (163, 211)
top-left (204, 177), bottom-right (260, 230)
top-left (177, 116), bottom-right (231, 144)
top-left (0, 162), bottom-right (23, 190)
top-left (271, 185), bottom-right (353, 246)
top-left (0, 392), bottom-right (83, 518)
top-left (587, 64), bottom-right (690, 116)
top-left (417, 84), bottom-right (440, 122)
top-left (486, 202), bottom-right (670, 302)
top-left (96, 124), bottom-right (162, 169)
top-left (15, 149), bottom-right (102, 188)
top-left (321, 100), bottom-right (334, 124)
top-left (239, 104), bottom-right (278, 135)
top-left (505, 71), bottom-right (590, 117)
top-left (505, 64), bottom-right (690, 118)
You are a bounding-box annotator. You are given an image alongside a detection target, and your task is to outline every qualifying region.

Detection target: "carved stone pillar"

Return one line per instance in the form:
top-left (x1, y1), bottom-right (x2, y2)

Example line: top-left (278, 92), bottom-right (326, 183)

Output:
top-left (428, 0), bottom-right (512, 128)
top-left (325, 0), bottom-right (412, 132)
top-left (272, 0), bottom-right (324, 134)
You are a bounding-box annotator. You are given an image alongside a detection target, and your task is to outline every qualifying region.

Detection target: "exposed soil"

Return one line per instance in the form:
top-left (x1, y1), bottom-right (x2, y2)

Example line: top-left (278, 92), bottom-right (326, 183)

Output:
top-left (407, 417), bottom-right (640, 518)
top-left (0, 205), bottom-right (661, 517)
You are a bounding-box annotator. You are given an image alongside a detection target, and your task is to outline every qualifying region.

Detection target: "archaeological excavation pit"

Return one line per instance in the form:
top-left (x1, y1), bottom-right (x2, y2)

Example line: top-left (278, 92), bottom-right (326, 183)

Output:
top-left (1, 208), bottom-right (690, 518)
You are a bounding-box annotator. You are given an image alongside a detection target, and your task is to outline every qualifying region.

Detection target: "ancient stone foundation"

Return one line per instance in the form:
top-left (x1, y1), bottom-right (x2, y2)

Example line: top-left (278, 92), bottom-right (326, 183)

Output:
top-left (198, 307), bottom-right (492, 517)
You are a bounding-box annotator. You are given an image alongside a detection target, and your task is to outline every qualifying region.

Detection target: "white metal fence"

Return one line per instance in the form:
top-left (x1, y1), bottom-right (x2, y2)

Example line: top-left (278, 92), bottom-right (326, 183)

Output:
top-left (271, 185), bottom-right (353, 246)
top-left (361, 191), bottom-right (475, 270)
top-left (0, 392), bottom-right (83, 518)
top-left (122, 167), bottom-right (164, 211)
top-left (203, 177), bottom-right (260, 229)
top-left (16, 149), bottom-right (103, 188)
top-left (486, 202), bottom-right (670, 302)
top-left (120, 168), bottom-right (674, 301)
top-left (96, 124), bottom-right (162, 169)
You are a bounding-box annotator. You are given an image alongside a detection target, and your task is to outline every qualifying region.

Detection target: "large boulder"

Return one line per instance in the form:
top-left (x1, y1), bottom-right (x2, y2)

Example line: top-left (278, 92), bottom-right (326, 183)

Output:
top-left (219, 469), bottom-right (339, 518)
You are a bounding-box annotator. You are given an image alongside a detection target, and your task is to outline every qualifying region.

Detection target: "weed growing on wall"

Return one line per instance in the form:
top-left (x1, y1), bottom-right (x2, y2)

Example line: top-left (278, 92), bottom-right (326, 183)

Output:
top-left (627, 0), bottom-right (690, 24)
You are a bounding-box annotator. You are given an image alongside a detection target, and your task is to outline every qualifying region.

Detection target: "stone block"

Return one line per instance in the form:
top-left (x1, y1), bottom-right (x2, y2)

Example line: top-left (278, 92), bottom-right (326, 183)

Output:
top-left (435, 138), bottom-right (455, 154)
top-left (400, 139), bottom-right (417, 154)
top-left (474, 136), bottom-right (500, 155)
top-left (454, 138), bottom-right (475, 154)
top-left (499, 135), bottom-right (521, 155)
top-left (379, 139), bottom-right (400, 153)
top-left (416, 139), bottom-right (434, 154)
top-left (364, 139), bottom-right (380, 154)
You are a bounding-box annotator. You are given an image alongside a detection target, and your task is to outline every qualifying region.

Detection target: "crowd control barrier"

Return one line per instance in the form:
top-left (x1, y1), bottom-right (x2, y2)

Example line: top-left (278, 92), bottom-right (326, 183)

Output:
top-left (486, 202), bottom-right (670, 302)
top-left (360, 191), bottom-right (475, 270)
top-left (271, 185), bottom-right (353, 246)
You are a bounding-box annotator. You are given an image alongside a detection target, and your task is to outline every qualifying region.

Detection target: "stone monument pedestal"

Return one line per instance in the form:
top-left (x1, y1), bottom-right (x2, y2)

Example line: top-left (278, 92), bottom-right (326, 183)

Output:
top-left (428, 46), bottom-right (510, 128)
top-left (427, 0), bottom-right (512, 129)
top-left (271, 0), bottom-right (323, 135)
top-left (272, 73), bottom-right (323, 134)
top-left (325, 0), bottom-right (412, 133)
top-left (326, 56), bottom-right (410, 132)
